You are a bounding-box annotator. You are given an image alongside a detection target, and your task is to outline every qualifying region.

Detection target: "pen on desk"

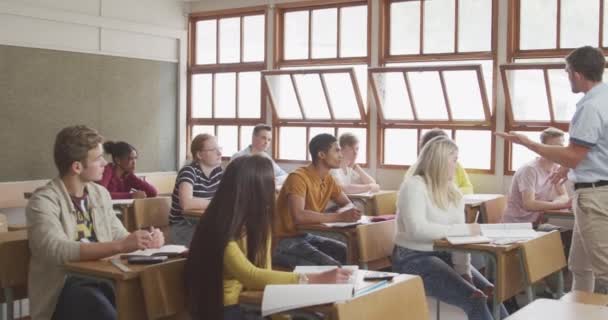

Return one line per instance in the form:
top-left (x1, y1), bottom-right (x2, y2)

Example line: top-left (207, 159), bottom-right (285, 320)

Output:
top-left (110, 258), bottom-right (131, 273)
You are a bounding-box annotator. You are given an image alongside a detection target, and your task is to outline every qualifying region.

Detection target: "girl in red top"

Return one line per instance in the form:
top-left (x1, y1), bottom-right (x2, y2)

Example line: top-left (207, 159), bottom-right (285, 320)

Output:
top-left (98, 141), bottom-right (157, 199)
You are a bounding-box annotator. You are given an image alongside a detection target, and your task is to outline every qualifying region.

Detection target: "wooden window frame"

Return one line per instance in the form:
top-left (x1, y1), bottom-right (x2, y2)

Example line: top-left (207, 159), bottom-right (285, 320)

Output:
top-left (274, 0), bottom-right (371, 67)
top-left (188, 7), bottom-right (268, 159)
top-left (371, 65), bottom-right (493, 173)
top-left (271, 0), bottom-right (372, 166)
top-left (507, 0), bottom-right (608, 61)
top-left (380, 0), bottom-right (499, 64)
top-left (377, 0), bottom-right (498, 173)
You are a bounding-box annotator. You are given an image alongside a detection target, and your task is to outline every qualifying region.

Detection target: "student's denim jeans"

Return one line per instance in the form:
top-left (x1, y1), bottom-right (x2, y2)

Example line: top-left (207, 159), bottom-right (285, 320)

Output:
top-left (223, 305), bottom-right (263, 320)
top-left (272, 233), bottom-right (347, 268)
top-left (392, 246), bottom-right (508, 320)
top-left (52, 276), bottom-right (116, 320)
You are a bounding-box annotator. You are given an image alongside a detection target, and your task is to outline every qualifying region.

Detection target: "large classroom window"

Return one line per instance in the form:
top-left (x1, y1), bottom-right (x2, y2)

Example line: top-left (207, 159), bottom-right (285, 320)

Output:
top-left (504, 0), bottom-right (608, 173)
top-left (188, 8), bottom-right (266, 158)
top-left (379, 0), bottom-right (498, 173)
top-left (271, 1), bottom-right (370, 164)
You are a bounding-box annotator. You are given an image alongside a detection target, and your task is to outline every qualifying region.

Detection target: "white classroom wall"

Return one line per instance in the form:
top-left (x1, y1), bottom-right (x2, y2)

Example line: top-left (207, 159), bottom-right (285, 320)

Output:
top-left (190, 0), bottom-right (515, 194)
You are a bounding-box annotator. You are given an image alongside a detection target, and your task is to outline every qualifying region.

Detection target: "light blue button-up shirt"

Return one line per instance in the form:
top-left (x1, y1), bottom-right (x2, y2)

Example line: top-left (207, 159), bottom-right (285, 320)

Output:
top-left (568, 82), bottom-right (608, 183)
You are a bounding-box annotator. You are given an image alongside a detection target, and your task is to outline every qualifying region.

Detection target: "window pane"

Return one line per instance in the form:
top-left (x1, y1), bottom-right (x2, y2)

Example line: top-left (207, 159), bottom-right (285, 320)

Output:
top-left (243, 15), bottom-right (265, 62)
top-left (390, 1), bottom-right (420, 55)
top-left (219, 17), bottom-right (240, 63)
top-left (340, 5), bottom-right (367, 57)
top-left (520, 0), bottom-right (557, 50)
top-left (388, 60), bottom-right (493, 114)
top-left (323, 73), bottom-right (361, 120)
top-left (511, 131), bottom-right (541, 170)
top-left (455, 130), bottom-right (491, 170)
top-left (561, 0), bottom-right (599, 48)
top-left (458, 0), bottom-right (492, 52)
top-left (214, 73), bottom-right (236, 118)
top-left (192, 125), bottom-right (215, 137)
top-left (217, 126), bottom-right (238, 156)
top-left (264, 74), bottom-right (302, 119)
top-left (191, 74), bottom-right (212, 118)
top-left (352, 65), bottom-right (368, 112)
top-left (407, 71), bottom-right (448, 120)
top-left (284, 11), bottom-right (309, 60)
top-left (279, 127), bottom-right (306, 160)
top-left (293, 74), bottom-right (331, 120)
top-left (507, 70), bottom-right (550, 121)
top-left (337, 127), bottom-right (367, 164)
top-left (423, 0), bottom-right (455, 53)
top-left (548, 69), bottom-right (582, 122)
top-left (238, 72), bottom-right (261, 119)
top-left (311, 8), bottom-right (338, 59)
top-left (195, 20), bottom-right (216, 64)
top-left (239, 125), bottom-right (254, 152)
top-left (371, 72), bottom-right (414, 120)
top-left (443, 70), bottom-right (486, 120)
top-left (384, 129), bottom-right (418, 165)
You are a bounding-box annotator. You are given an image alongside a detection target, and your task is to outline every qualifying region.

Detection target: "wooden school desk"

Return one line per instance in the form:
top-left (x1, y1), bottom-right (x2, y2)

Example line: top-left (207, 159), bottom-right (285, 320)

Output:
top-left (434, 239), bottom-right (527, 320)
top-left (463, 194), bottom-right (504, 223)
top-left (505, 298), bottom-right (608, 320)
top-left (64, 258), bottom-right (185, 320)
top-left (346, 190), bottom-right (397, 216)
top-left (561, 290), bottom-right (608, 306)
top-left (182, 209), bottom-right (205, 219)
top-left (111, 199), bottom-right (135, 231)
top-left (244, 273), bottom-right (427, 320)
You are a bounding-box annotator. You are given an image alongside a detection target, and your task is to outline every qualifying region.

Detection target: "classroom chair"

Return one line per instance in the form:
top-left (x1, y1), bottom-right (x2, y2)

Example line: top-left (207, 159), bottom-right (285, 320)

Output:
top-left (481, 195), bottom-right (507, 223)
top-left (144, 174), bottom-right (177, 196)
top-left (332, 276), bottom-right (428, 320)
top-left (356, 220), bottom-right (395, 270)
top-left (0, 230), bottom-right (29, 320)
top-left (132, 197), bottom-right (171, 242)
top-left (140, 258), bottom-right (189, 320)
top-left (560, 290), bottom-right (608, 306)
top-left (372, 191), bottom-right (397, 216)
top-left (520, 231), bottom-right (566, 301)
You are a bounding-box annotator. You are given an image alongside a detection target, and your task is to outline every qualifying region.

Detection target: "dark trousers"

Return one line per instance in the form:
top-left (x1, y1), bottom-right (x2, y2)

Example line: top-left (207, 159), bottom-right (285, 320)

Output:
top-left (52, 276), bottom-right (117, 320)
top-left (272, 233), bottom-right (347, 268)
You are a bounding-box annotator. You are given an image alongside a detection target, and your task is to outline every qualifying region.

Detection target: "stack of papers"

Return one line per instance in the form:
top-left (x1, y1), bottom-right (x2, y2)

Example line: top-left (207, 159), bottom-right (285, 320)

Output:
top-left (446, 223), bottom-right (538, 245)
top-left (322, 215), bottom-right (372, 228)
top-left (262, 266), bottom-right (394, 316)
top-left (121, 244), bottom-right (187, 257)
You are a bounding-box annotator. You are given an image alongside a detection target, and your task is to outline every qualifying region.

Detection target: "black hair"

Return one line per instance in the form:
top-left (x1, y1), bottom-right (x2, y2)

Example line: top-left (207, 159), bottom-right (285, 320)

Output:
top-left (309, 133), bottom-right (337, 164)
top-left (102, 141), bottom-right (136, 161)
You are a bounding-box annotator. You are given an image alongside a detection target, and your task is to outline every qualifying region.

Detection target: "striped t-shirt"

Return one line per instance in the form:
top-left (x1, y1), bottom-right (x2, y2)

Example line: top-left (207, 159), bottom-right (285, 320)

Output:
top-left (170, 163), bottom-right (223, 223)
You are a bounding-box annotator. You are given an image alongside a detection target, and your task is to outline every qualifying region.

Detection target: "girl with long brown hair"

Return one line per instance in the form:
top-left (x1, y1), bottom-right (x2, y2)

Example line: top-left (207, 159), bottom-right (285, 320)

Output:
top-left (185, 155), bottom-right (351, 320)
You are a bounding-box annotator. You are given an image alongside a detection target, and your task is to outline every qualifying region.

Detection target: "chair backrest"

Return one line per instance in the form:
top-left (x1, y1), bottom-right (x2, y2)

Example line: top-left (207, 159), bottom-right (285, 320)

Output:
top-left (0, 213), bottom-right (7, 233)
top-left (521, 231), bottom-right (566, 284)
top-left (0, 230), bottom-right (29, 302)
top-left (356, 220), bottom-right (395, 270)
top-left (481, 196), bottom-right (507, 224)
top-left (133, 197), bottom-right (171, 240)
top-left (144, 173), bottom-right (177, 195)
top-left (140, 258), bottom-right (189, 320)
top-left (333, 276), bottom-right (428, 320)
top-left (373, 191), bottom-right (397, 216)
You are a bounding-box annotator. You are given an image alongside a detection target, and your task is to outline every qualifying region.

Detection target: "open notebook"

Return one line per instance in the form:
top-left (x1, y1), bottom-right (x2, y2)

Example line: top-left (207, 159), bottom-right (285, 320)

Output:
top-left (262, 266), bottom-right (393, 317)
top-left (322, 215), bottom-right (372, 228)
top-left (121, 244), bottom-right (187, 258)
top-left (446, 223), bottom-right (538, 245)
